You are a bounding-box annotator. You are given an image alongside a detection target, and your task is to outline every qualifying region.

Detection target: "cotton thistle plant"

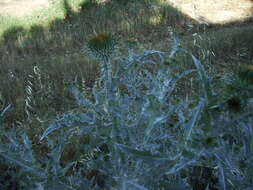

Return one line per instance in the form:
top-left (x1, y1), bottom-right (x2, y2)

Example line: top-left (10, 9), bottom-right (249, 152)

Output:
top-left (87, 33), bottom-right (117, 92)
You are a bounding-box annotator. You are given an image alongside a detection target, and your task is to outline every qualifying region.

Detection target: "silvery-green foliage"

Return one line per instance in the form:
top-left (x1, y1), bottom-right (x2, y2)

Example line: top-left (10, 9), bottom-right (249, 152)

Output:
top-left (0, 132), bottom-right (44, 189)
top-left (213, 116), bottom-right (253, 190)
top-left (40, 39), bottom-right (211, 189)
top-left (1, 36), bottom-right (253, 189)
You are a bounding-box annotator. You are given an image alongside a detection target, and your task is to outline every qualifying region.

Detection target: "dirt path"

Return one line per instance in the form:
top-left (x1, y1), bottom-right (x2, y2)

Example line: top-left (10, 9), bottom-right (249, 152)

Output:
top-left (0, 0), bottom-right (50, 17)
top-left (1, 0), bottom-right (253, 24)
top-left (166, 0), bottom-right (253, 24)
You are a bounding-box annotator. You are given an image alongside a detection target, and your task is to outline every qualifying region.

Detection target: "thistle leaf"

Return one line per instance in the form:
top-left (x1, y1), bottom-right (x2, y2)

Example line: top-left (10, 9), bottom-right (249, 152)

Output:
top-left (116, 143), bottom-right (177, 163)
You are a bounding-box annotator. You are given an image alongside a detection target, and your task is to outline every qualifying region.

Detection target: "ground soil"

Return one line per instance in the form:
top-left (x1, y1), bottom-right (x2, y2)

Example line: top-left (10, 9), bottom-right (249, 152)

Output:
top-left (166, 0), bottom-right (253, 24)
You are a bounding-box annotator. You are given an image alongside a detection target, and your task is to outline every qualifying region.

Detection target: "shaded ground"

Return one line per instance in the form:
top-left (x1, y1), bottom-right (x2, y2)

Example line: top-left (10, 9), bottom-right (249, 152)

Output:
top-left (0, 0), bottom-right (50, 17)
top-left (166, 0), bottom-right (253, 24)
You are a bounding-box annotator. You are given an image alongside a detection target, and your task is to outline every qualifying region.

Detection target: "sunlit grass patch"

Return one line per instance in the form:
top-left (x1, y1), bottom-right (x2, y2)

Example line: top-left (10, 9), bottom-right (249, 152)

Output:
top-left (0, 0), bottom-right (87, 37)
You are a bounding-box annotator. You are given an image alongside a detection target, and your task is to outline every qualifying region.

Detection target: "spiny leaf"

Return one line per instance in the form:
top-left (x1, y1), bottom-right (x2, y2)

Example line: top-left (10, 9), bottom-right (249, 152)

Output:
top-left (184, 98), bottom-right (207, 141)
top-left (116, 143), bottom-right (177, 163)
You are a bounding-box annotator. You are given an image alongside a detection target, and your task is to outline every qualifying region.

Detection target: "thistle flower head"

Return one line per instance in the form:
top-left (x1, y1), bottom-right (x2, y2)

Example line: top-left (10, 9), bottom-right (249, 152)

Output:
top-left (87, 33), bottom-right (117, 61)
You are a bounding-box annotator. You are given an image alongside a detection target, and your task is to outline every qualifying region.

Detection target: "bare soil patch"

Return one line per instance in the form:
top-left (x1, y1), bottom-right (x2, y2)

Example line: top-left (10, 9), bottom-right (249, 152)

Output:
top-left (0, 0), bottom-right (50, 17)
top-left (166, 0), bottom-right (253, 24)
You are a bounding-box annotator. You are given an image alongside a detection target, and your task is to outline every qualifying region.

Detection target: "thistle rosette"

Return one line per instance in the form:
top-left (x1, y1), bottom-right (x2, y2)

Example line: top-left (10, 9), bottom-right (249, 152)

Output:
top-left (87, 33), bottom-right (117, 61)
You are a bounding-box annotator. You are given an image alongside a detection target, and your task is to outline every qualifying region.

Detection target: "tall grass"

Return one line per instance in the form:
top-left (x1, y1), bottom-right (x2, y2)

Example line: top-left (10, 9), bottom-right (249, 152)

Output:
top-left (0, 0), bottom-right (187, 125)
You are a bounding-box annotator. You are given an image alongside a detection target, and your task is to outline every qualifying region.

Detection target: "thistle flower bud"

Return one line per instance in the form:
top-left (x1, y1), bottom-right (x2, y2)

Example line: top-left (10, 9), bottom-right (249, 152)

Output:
top-left (87, 33), bottom-right (117, 61)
